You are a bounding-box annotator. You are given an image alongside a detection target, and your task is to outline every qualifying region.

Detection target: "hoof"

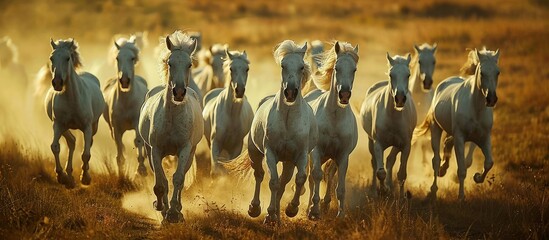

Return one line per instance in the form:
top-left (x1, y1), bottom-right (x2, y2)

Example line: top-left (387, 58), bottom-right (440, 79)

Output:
top-left (263, 214), bottom-right (279, 225)
top-left (336, 211), bottom-right (345, 218)
top-left (64, 175), bottom-right (76, 189)
top-left (473, 173), bottom-right (483, 183)
top-left (153, 200), bottom-right (164, 212)
top-left (285, 203), bottom-right (299, 218)
top-left (165, 209), bottom-right (184, 223)
top-left (320, 199), bottom-right (331, 212)
top-left (376, 169), bottom-right (387, 181)
top-left (80, 171), bottom-right (91, 185)
top-left (56, 172), bottom-right (67, 185)
top-left (137, 165), bottom-right (148, 177)
top-left (438, 167), bottom-right (448, 177)
top-left (248, 204), bottom-right (261, 218)
top-left (308, 208), bottom-right (320, 221)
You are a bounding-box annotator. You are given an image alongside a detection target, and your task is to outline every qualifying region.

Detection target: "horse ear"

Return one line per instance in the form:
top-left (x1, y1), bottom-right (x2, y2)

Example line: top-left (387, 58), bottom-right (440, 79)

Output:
top-left (165, 36), bottom-right (173, 51)
top-left (474, 48), bottom-right (481, 61)
top-left (226, 48), bottom-right (234, 60)
top-left (406, 53), bottom-right (412, 64)
top-left (386, 52), bottom-right (394, 65)
top-left (494, 49), bottom-right (500, 62)
top-left (335, 41), bottom-right (341, 54)
top-left (50, 38), bottom-right (57, 49)
top-left (114, 40), bottom-right (121, 50)
top-left (243, 50), bottom-right (247, 58)
top-left (353, 44), bottom-right (359, 54)
top-left (189, 39), bottom-right (197, 54)
top-left (432, 43), bottom-right (438, 52)
top-left (69, 38), bottom-right (74, 48)
top-left (414, 44), bottom-right (420, 53)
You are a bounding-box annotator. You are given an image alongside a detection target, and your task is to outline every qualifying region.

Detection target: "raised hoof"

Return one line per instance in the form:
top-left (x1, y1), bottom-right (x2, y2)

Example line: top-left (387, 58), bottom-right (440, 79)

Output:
top-left (80, 171), bottom-right (91, 185)
top-left (376, 169), bottom-right (387, 181)
top-left (165, 209), bottom-right (184, 223)
top-left (285, 203), bottom-right (299, 218)
top-left (308, 209), bottom-right (320, 221)
top-left (263, 214), bottom-right (279, 225)
top-left (438, 167), bottom-right (448, 177)
top-left (153, 200), bottom-right (164, 212)
top-left (63, 175), bottom-right (76, 189)
top-left (473, 173), bottom-right (483, 183)
top-left (248, 204), bottom-right (261, 218)
top-left (137, 165), bottom-right (148, 177)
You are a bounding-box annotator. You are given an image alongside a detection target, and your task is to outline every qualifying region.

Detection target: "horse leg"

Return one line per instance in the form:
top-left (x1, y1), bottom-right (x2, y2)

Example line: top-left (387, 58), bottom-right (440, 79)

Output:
top-left (114, 128), bottom-right (126, 177)
top-left (210, 139), bottom-right (222, 179)
top-left (429, 124), bottom-right (443, 200)
top-left (473, 137), bottom-right (493, 184)
top-left (453, 134), bottom-right (467, 201)
top-left (373, 141), bottom-right (386, 193)
top-left (386, 147), bottom-right (399, 192)
top-left (308, 149), bottom-right (323, 220)
top-left (321, 160), bottom-right (336, 213)
top-left (80, 125), bottom-right (93, 185)
top-left (151, 147), bottom-right (168, 217)
top-left (134, 126), bottom-right (147, 176)
top-left (335, 153), bottom-right (349, 218)
top-left (51, 122), bottom-right (67, 186)
top-left (440, 134), bottom-right (453, 177)
top-left (264, 148), bottom-right (280, 224)
top-left (61, 131), bottom-right (76, 189)
top-left (397, 144), bottom-right (411, 200)
top-left (278, 162), bottom-right (294, 218)
top-left (248, 141), bottom-right (264, 218)
top-left (368, 138), bottom-right (377, 197)
top-left (465, 143), bottom-right (476, 169)
top-left (285, 152), bottom-right (307, 218)
top-left (165, 145), bottom-right (192, 223)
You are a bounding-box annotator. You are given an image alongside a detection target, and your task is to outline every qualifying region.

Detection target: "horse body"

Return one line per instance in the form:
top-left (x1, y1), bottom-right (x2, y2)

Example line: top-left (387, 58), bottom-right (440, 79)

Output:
top-left (45, 39), bottom-right (105, 188)
top-left (203, 50), bottom-right (253, 178)
top-left (138, 31), bottom-right (202, 223)
top-left (360, 53), bottom-right (417, 198)
top-left (103, 39), bottom-right (149, 177)
top-left (304, 42), bottom-right (359, 220)
top-left (414, 48), bottom-right (500, 200)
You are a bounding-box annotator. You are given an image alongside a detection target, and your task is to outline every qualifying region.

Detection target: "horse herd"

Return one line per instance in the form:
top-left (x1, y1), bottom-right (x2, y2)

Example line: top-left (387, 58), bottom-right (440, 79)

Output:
top-left (31, 29), bottom-right (501, 224)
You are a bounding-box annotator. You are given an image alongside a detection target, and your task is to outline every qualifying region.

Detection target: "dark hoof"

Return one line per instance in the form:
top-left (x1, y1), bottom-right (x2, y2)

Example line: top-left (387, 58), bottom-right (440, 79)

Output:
top-left (80, 171), bottom-right (91, 185)
top-left (320, 199), bottom-right (331, 212)
top-left (263, 214), bottom-right (279, 225)
top-left (56, 172), bottom-right (67, 185)
top-left (248, 204), bottom-right (261, 218)
top-left (137, 165), bottom-right (148, 176)
top-left (153, 200), bottom-right (164, 212)
top-left (473, 173), bottom-right (483, 183)
top-left (438, 167), bottom-right (448, 177)
top-left (165, 209), bottom-right (184, 223)
top-left (308, 209), bottom-right (320, 221)
top-left (285, 203), bottom-right (299, 218)
top-left (64, 175), bottom-right (76, 189)
top-left (376, 169), bottom-right (387, 181)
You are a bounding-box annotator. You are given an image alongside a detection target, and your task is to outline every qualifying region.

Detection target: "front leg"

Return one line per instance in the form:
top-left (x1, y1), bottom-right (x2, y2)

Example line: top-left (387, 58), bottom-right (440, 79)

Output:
top-left (151, 147), bottom-right (168, 216)
top-left (335, 153), bottom-right (350, 218)
top-left (264, 147), bottom-right (280, 224)
top-left (453, 134), bottom-right (467, 201)
top-left (134, 124), bottom-right (147, 176)
top-left (286, 151), bottom-right (308, 218)
top-left (210, 137), bottom-right (223, 179)
top-left (51, 122), bottom-right (68, 186)
top-left (385, 147), bottom-right (399, 191)
top-left (373, 141), bottom-right (386, 192)
top-left (80, 125), bottom-right (93, 185)
top-left (165, 145), bottom-right (192, 223)
top-left (473, 136), bottom-right (493, 184)
top-left (397, 144), bottom-right (411, 200)
top-left (113, 127), bottom-right (126, 177)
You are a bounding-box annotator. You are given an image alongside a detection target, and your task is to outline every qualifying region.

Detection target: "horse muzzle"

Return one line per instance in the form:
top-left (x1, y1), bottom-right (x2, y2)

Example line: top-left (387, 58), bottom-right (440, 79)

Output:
top-left (485, 91), bottom-right (498, 107)
top-left (119, 77), bottom-right (131, 89)
top-left (173, 87), bottom-right (187, 102)
top-left (338, 91), bottom-right (352, 105)
top-left (394, 92), bottom-right (407, 108)
top-left (284, 87), bottom-right (298, 103)
top-left (423, 78), bottom-right (433, 90)
top-left (52, 77), bottom-right (63, 91)
top-left (235, 86), bottom-right (245, 99)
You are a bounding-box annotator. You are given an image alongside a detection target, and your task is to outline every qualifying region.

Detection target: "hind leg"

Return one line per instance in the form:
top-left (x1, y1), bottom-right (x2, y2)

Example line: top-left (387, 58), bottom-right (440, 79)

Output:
top-left (397, 144), bottom-right (410, 200)
top-left (429, 124), bottom-right (443, 199)
top-left (248, 140), bottom-right (264, 218)
top-left (465, 143), bottom-right (476, 169)
top-left (308, 148), bottom-right (323, 220)
top-left (368, 138), bottom-right (378, 197)
top-left (113, 128), bottom-right (126, 177)
top-left (134, 127), bottom-right (147, 176)
top-left (80, 125), bottom-right (93, 185)
top-left (61, 131), bottom-right (76, 189)
top-left (440, 134), bottom-right (453, 177)
top-left (453, 134), bottom-right (466, 201)
top-left (386, 147), bottom-right (399, 191)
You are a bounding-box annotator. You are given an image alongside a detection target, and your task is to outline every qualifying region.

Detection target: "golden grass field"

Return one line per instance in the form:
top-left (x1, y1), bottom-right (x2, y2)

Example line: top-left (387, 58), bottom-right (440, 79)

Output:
top-left (0, 0), bottom-right (547, 239)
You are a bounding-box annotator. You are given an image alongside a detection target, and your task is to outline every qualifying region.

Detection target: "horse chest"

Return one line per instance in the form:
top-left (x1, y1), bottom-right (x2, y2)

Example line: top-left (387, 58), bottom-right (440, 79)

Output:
top-left (53, 104), bottom-right (88, 129)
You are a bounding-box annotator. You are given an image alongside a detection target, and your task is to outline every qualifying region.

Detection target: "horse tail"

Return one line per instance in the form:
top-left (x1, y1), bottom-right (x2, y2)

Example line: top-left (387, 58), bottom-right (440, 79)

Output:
top-left (412, 113), bottom-right (433, 145)
top-left (220, 150), bottom-right (254, 183)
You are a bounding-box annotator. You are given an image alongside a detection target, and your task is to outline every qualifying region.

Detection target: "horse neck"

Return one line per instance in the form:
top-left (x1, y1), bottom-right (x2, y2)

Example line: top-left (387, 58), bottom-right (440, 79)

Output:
top-left (222, 83), bottom-right (243, 114)
top-left (467, 70), bottom-right (487, 113)
top-left (383, 83), bottom-right (398, 116)
top-left (64, 66), bottom-right (81, 102)
top-left (325, 72), bottom-right (344, 113)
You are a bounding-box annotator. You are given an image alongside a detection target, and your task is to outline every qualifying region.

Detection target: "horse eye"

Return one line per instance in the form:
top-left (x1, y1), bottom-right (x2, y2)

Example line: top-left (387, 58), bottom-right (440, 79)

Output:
top-left (300, 66), bottom-right (304, 71)
top-left (246, 68), bottom-right (249, 72)
top-left (354, 68), bottom-right (357, 72)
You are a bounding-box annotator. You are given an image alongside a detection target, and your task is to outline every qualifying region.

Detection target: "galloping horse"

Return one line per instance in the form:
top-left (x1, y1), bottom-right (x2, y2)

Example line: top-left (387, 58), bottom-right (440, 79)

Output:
top-left (103, 38), bottom-right (149, 177)
top-left (45, 38), bottom-right (105, 188)
top-left (203, 49), bottom-right (253, 179)
top-left (305, 41), bottom-right (359, 219)
top-left (360, 53), bottom-right (417, 198)
top-left (413, 48), bottom-right (500, 201)
top-left (138, 31), bottom-right (203, 223)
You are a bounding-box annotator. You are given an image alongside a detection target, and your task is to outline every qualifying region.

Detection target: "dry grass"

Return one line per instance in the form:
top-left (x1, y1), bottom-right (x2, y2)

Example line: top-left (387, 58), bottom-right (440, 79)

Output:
top-left (0, 0), bottom-right (548, 239)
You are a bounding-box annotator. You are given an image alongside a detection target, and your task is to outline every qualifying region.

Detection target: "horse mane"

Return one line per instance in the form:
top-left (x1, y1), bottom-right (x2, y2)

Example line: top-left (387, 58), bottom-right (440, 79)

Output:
top-left (313, 41), bottom-right (359, 91)
top-left (1, 36), bottom-right (18, 63)
top-left (159, 30), bottom-right (197, 83)
top-left (53, 39), bottom-right (83, 69)
top-left (460, 48), bottom-right (478, 76)
top-left (223, 51), bottom-right (250, 87)
top-left (273, 40), bottom-right (312, 90)
top-left (108, 37), bottom-right (140, 65)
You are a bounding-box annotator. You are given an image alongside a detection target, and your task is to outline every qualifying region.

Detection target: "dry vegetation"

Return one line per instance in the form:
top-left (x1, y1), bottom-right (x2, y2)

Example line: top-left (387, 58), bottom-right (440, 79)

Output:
top-left (0, 0), bottom-right (548, 239)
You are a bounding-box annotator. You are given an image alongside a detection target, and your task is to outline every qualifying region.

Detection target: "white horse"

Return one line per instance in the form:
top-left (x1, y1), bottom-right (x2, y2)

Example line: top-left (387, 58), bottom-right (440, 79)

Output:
top-left (0, 37), bottom-right (28, 86)
top-left (138, 31), bottom-right (203, 223)
top-left (103, 38), bottom-right (149, 177)
top-left (309, 40), bottom-right (324, 73)
top-left (192, 44), bottom-right (227, 96)
top-left (304, 41), bottom-right (359, 219)
top-left (226, 40), bottom-right (317, 224)
top-left (360, 53), bottom-right (417, 198)
top-left (413, 48), bottom-right (500, 200)
top-left (45, 38), bottom-right (105, 188)
top-left (202, 49), bottom-right (253, 178)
